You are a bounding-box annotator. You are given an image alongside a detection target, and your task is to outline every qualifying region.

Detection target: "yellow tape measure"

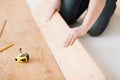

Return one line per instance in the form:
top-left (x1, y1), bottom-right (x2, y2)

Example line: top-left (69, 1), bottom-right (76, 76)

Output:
top-left (15, 48), bottom-right (29, 62)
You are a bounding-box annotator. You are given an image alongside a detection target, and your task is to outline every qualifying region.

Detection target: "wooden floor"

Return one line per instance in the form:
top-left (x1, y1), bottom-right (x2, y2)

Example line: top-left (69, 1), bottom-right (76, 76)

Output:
top-left (0, 0), bottom-right (106, 80)
top-left (0, 0), bottom-right (64, 80)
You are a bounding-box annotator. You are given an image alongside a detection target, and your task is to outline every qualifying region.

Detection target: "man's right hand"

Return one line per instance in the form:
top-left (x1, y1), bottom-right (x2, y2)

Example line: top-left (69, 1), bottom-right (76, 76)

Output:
top-left (46, 0), bottom-right (61, 21)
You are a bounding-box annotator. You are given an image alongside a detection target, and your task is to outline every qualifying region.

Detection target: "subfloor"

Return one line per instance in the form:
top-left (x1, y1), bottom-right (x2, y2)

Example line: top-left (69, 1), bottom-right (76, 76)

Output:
top-left (26, 0), bottom-right (120, 80)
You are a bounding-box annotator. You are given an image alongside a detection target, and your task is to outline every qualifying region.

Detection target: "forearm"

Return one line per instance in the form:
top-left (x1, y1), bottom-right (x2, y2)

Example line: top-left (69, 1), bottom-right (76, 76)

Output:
top-left (50, 0), bottom-right (61, 5)
top-left (81, 0), bottom-right (106, 32)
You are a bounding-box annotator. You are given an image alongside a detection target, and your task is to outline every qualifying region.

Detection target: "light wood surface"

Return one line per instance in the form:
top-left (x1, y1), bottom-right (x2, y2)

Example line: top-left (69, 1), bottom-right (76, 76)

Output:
top-left (0, 0), bottom-right (65, 80)
top-left (32, 0), bottom-right (106, 80)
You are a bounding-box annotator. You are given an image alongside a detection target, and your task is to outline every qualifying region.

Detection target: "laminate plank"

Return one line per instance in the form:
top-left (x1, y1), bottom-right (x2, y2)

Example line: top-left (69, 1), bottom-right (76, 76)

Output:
top-left (32, 0), bottom-right (106, 80)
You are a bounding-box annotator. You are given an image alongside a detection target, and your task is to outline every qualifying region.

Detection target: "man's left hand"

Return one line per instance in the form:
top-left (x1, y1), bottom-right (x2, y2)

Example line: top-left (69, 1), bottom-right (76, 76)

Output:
top-left (64, 27), bottom-right (87, 47)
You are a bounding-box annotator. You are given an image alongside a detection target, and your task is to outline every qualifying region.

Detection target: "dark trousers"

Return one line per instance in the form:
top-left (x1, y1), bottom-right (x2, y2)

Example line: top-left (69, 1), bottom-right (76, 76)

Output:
top-left (59, 0), bottom-right (117, 36)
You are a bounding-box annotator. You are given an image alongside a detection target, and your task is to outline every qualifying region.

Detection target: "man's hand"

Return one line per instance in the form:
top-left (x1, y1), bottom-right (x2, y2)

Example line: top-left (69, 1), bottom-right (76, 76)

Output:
top-left (64, 27), bottom-right (87, 47)
top-left (46, 0), bottom-right (61, 21)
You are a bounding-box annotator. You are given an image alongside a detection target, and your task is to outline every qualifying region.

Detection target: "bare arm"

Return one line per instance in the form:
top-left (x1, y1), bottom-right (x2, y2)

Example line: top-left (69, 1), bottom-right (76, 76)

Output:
top-left (81, 0), bottom-right (106, 32)
top-left (64, 0), bottom-right (106, 47)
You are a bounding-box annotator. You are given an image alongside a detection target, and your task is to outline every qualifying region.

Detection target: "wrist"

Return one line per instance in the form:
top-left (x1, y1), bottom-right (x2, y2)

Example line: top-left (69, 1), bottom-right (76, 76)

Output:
top-left (79, 25), bottom-right (88, 34)
top-left (80, 24), bottom-right (91, 32)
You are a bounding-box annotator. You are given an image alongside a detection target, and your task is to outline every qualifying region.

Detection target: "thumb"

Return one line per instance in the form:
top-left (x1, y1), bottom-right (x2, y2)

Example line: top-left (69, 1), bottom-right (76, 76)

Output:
top-left (46, 6), bottom-right (56, 21)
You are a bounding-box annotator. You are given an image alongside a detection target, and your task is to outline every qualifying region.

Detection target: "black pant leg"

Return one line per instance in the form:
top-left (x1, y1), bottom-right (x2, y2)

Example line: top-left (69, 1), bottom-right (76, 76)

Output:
top-left (59, 0), bottom-right (89, 24)
top-left (88, 0), bottom-right (117, 36)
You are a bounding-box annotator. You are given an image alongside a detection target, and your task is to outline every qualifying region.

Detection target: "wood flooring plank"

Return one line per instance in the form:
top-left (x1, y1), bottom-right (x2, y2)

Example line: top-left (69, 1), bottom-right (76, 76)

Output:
top-left (32, 0), bottom-right (106, 80)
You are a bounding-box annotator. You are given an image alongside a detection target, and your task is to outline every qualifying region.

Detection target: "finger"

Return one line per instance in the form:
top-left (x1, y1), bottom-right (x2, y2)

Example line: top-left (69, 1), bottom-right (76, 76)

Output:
top-left (64, 33), bottom-right (72, 47)
top-left (69, 36), bottom-right (76, 46)
top-left (64, 33), bottom-right (74, 47)
top-left (66, 35), bottom-right (74, 47)
top-left (46, 7), bottom-right (56, 21)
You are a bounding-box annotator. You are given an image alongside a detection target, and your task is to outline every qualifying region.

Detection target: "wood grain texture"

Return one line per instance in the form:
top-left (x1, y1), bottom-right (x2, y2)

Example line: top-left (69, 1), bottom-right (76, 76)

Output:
top-left (32, 0), bottom-right (106, 80)
top-left (0, 0), bottom-right (65, 80)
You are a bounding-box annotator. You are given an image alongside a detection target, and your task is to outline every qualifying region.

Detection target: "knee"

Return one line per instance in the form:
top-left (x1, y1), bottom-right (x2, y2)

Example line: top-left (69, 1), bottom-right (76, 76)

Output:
top-left (88, 28), bottom-right (103, 36)
top-left (88, 21), bottom-right (109, 36)
top-left (88, 23), bottom-right (108, 36)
